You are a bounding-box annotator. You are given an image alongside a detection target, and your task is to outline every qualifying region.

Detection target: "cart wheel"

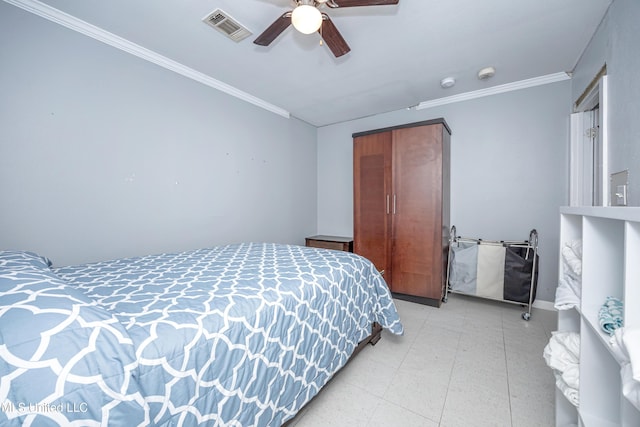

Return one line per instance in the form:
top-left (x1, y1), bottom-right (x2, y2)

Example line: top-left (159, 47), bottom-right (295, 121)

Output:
top-left (522, 312), bottom-right (531, 321)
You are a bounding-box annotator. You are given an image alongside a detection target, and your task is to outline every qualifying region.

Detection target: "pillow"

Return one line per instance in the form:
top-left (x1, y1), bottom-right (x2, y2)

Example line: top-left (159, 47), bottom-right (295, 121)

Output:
top-left (0, 249), bottom-right (52, 269)
top-left (0, 250), bottom-right (91, 301)
top-left (0, 250), bottom-right (63, 301)
top-left (0, 251), bottom-right (146, 425)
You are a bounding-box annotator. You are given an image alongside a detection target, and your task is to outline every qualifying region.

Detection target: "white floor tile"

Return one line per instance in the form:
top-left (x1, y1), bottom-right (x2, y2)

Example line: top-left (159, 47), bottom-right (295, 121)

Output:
top-left (440, 383), bottom-right (512, 427)
top-left (508, 373), bottom-right (556, 415)
top-left (382, 368), bottom-right (450, 422)
top-left (337, 347), bottom-right (397, 397)
top-left (294, 380), bottom-right (381, 427)
top-left (449, 362), bottom-right (509, 396)
top-left (288, 296), bottom-right (556, 426)
top-left (368, 400), bottom-right (439, 427)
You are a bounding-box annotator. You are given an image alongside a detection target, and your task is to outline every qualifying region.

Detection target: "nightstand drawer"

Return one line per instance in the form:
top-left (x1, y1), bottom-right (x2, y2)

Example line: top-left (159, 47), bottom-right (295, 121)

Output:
top-left (305, 235), bottom-right (353, 252)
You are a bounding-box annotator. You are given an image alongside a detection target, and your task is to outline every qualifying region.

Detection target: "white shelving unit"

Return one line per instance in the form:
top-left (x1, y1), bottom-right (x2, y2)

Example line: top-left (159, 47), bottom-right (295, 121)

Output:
top-left (556, 207), bottom-right (640, 426)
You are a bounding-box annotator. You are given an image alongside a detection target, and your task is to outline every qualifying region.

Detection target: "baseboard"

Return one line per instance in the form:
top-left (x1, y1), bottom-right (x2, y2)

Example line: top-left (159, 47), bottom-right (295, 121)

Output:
top-left (392, 293), bottom-right (442, 308)
top-left (532, 299), bottom-right (556, 311)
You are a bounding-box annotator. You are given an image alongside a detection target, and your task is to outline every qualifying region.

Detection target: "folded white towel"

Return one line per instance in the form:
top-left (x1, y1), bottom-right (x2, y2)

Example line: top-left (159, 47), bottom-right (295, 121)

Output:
top-left (544, 341), bottom-right (574, 372)
top-left (609, 328), bottom-right (640, 410)
top-left (554, 276), bottom-right (580, 310)
top-left (621, 363), bottom-right (640, 411)
top-left (569, 239), bottom-right (582, 258)
top-left (555, 371), bottom-right (579, 407)
top-left (623, 328), bottom-right (640, 382)
top-left (564, 272), bottom-right (582, 299)
top-left (555, 240), bottom-right (583, 311)
top-left (545, 332), bottom-right (580, 407)
top-left (562, 240), bottom-right (583, 277)
top-left (544, 332), bottom-right (580, 373)
top-left (562, 364), bottom-right (580, 390)
top-left (560, 331), bottom-right (580, 360)
top-left (610, 328), bottom-right (630, 365)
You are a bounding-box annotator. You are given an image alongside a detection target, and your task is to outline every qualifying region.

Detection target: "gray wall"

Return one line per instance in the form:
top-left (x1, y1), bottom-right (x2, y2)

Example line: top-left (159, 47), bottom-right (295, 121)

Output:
top-left (5, 0), bottom-right (637, 306)
top-left (317, 82), bottom-right (572, 303)
top-left (573, 0), bottom-right (640, 205)
top-left (0, 4), bottom-right (318, 266)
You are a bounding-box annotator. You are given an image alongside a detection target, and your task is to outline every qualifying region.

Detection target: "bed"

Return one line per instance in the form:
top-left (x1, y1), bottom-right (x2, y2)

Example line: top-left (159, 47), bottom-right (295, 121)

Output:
top-left (0, 242), bottom-right (403, 426)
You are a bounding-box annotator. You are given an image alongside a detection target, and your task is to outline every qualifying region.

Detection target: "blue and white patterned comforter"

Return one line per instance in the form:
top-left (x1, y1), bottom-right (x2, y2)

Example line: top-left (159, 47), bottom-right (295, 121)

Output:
top-left (0, 243), bottom-right (402, 426)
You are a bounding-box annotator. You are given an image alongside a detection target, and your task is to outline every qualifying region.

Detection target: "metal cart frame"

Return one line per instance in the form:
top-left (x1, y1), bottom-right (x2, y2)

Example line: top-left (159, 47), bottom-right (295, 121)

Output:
top-left (444, 226), bottom-right (539, 321)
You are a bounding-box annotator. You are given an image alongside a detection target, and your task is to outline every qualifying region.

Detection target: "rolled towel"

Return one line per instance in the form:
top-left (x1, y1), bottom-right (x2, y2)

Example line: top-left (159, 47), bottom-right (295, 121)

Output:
top-left (599, 296), bottom-right (624, 336)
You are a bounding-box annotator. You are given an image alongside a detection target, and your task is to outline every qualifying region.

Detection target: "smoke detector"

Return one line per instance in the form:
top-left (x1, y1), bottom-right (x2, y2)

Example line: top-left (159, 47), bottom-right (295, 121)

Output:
top-left (440, 77), bottom-right (456, 88)
top-left (477, 66), bottom-right (496, 80)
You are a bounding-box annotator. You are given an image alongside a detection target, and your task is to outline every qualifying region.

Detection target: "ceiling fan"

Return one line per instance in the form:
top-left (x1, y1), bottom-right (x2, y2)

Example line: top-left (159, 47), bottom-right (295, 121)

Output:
top-left (254, 0), bottom-right (399, 58)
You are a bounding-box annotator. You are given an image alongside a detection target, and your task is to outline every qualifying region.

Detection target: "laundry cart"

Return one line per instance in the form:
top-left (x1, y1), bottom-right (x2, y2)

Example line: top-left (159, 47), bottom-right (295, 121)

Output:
top-left (445, 226), bottom-right (539, 320)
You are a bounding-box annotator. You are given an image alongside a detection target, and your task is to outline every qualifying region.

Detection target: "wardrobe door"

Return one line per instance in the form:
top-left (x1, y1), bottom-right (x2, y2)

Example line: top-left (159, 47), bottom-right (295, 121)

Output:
top-left (353, 132), bottom-right (392, 280)
top-left (390, 125), bottom-right (444, 302)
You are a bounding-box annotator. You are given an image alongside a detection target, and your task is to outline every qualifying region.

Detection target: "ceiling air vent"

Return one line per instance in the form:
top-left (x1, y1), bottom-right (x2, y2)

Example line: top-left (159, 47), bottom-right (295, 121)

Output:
top-left (203, 9), bottom-right (252, 42)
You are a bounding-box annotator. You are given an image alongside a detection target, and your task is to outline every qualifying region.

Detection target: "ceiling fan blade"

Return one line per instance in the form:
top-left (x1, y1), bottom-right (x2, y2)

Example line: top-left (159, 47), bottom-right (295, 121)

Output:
top-left (253, 12), bottom-right (292, 46)
top-left (319, 14), bottom-right (351, 57)
top-left (326, 0), bottom-right (399, 8)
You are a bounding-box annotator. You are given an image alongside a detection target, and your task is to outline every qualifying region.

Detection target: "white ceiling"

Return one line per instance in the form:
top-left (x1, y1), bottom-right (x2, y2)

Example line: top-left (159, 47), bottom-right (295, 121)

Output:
top-left (20, 0), bottom-right (612, 126)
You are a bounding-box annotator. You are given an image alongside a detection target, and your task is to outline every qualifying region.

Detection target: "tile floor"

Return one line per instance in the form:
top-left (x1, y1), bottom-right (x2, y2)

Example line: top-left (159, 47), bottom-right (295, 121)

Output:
top-left (286, 294), bottom-right (558, 427)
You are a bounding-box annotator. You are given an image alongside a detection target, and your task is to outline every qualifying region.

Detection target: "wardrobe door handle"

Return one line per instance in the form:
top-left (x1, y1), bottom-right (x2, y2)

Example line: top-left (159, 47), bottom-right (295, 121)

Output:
top-left (386, 194), bottom-right (390, 214)
top-left (393, 194), bottom-right (397, 214)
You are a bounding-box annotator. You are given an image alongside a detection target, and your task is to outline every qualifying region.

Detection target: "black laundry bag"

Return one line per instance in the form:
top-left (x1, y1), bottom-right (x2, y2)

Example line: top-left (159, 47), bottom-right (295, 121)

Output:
top-left (503, 246), bottom-right (538, 304)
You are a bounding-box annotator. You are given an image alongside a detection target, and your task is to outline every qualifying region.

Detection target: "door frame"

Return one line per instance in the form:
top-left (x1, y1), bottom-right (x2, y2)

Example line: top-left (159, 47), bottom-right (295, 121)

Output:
top-left (569, 74), bottom-right (608, 206)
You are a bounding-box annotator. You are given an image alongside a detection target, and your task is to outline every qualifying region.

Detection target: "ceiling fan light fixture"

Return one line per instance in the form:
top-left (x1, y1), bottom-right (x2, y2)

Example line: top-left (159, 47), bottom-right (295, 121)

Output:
top-left (291, 5), bottom-right (323, 34)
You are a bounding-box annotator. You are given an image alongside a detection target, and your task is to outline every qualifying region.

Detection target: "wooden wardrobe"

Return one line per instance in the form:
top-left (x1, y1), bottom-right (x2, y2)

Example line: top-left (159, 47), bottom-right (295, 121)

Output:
top-left (353, 119), bottom-right (451, 307)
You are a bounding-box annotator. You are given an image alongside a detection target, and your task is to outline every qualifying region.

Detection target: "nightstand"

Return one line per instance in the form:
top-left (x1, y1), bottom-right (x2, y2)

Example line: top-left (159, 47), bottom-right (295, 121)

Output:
top-left (305, 235), bottom-right (353, 252)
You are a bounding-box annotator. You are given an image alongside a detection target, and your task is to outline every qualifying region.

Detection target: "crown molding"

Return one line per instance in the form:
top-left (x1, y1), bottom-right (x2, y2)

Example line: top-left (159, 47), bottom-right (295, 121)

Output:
top-left (4, 0), bottom-right (291, 119)
top-left (415, 72), bottom-right (571, 110)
